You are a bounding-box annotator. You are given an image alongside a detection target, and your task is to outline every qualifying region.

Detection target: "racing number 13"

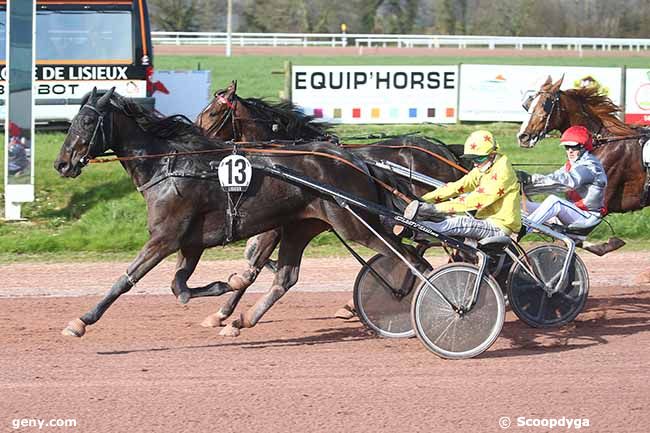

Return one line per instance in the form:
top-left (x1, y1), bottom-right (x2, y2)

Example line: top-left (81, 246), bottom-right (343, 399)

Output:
top-left (225, 157), bottom-right (247, 184)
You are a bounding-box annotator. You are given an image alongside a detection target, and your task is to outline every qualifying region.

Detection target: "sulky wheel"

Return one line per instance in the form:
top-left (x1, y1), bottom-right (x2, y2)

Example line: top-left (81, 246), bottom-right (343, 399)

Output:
top-left (354, 253), bottom-right (429, 338)
top-left (410, 263), bottom-right (505, 359)
top-left (507, 244), bottom-right (589, 328)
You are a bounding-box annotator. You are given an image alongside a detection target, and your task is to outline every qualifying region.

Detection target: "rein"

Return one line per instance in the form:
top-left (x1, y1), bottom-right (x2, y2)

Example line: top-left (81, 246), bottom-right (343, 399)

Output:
top-left (593, 133), bottom-right (650, 146)
top-left (342, 143), bottom-right (469, 174)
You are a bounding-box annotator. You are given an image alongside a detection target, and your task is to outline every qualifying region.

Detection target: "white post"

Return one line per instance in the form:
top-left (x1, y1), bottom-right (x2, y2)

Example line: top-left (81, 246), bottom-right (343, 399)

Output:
top-left (4, 0), bottom-right (36, 221)
top-left (225, 0), bottom-right (232, 57)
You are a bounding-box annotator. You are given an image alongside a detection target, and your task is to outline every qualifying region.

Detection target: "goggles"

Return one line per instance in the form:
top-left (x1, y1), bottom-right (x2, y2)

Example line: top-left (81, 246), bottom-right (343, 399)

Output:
top-left (469, 155), bottom-right (490, 164)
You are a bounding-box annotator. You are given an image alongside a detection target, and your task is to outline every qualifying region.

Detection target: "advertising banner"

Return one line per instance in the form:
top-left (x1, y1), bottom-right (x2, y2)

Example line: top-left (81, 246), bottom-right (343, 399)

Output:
top-left (0, 65), bottom-right (147, 123)
top-left (624, 69), bottom-right (650, 125)
top-left (459, 64), bottom-right (623, 122)
top-left (291, 65), bottom-right (459, 124)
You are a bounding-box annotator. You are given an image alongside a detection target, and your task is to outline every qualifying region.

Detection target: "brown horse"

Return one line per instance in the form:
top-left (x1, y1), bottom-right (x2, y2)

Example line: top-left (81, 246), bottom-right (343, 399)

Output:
top-left (518, 75), bottom-right (650, 213)
top-left (196, 80), bottom-right (335, 143)
top-left (194, 80), bottom-right (468, 325)
top-left (53, 88), bottom-right (426, 338)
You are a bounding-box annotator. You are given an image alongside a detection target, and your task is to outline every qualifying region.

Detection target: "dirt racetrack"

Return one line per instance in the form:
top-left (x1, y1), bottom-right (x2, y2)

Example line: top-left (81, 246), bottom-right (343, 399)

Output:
top-left (1, 251), bottom-right (650, 432)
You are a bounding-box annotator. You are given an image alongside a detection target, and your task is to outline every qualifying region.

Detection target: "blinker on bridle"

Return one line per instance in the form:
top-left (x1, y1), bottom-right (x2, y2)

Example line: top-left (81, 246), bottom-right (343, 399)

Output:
top-left (523, 90), bottom-right (561, 141)
top-left (68, 104), bottom-right (107, 167)
top-left (203, 91), bottom-right (239, 138)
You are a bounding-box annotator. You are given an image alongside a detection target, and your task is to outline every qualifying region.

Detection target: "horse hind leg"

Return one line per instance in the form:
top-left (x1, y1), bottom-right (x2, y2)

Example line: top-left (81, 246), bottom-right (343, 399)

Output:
top-left (221, 220), bottom-right (327, 337)
top-left (172, 247), bottom-right (233, 305)
top-left (201, 229), bottom-right (281, 328)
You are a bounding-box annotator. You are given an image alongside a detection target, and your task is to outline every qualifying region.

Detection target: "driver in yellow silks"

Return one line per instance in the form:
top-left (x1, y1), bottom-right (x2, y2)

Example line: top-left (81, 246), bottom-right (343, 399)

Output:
top-left (394, 130), bottom-right (521, 239)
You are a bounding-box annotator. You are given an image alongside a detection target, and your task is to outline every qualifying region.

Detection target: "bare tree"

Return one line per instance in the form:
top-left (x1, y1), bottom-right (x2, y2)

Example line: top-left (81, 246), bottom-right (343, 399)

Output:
top-left (151, 0), bottom-right (650, 36)
top-left (149, 0), bottom-right (201, 31)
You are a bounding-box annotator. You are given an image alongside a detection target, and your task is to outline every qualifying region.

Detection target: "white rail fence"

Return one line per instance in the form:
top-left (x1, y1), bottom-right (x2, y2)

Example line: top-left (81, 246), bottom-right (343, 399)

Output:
top-left (152, 32), bottom-right (650, 51)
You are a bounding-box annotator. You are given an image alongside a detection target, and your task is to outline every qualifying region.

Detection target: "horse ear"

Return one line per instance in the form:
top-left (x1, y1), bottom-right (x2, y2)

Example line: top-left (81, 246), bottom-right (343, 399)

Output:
top-left (543, 75), bottom-right (553, 87)
top-left (96, 87), bottom-right (115, 110)
top-left (90, 87), bottom-right (98, 102)
top-left (552, 75), bottom-right (564, 91)
top-left (80, 90), bottom-right (93, 107)
top-left (226, 80), bottom-right (237, 97)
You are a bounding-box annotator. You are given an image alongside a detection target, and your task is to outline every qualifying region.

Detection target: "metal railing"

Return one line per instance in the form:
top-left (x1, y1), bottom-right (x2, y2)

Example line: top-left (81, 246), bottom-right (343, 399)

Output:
top-left (152, 32), bottom-right (650, 51)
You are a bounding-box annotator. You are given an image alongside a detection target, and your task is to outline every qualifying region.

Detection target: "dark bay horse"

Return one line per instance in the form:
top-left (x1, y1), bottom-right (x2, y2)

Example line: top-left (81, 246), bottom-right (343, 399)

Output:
top-left (518, 76), bottom-right (650, 212)
top-left (53, 88), bottom-right (425, 338)
top-left (194, 80), bottom-right (468, 324)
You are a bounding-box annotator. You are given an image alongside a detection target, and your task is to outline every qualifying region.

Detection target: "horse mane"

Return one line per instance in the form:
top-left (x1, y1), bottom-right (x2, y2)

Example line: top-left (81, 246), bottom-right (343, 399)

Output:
top-left (238, 96), bottom-right (333, 139)
top-left (564, 86), bottom-right (637, 136)
top-left (110, 92), bottom-right (220, 152)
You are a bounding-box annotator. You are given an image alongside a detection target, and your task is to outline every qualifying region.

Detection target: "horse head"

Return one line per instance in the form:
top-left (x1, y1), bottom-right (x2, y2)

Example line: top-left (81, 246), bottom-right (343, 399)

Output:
top-left (517, 76), bottom-right (565, 148)
top-left (54, 87), bottom-right (115, 177)
top-left (196, 80), bottom-right (238, 139)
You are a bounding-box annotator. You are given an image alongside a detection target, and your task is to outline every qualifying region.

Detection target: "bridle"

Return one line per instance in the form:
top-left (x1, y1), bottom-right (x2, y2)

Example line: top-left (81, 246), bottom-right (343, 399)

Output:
top-left (200, 91), bottom-right (240, 139)
top-left (67, 104), bottom-right (110, 167)
top-left (523, 90), bottom-right (562, 142)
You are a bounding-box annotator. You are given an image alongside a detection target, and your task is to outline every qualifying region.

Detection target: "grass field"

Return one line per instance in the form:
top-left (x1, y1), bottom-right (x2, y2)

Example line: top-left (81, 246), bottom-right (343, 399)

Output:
top-left (2, 54), bottom-right (650, 261)
top-left (156, 54), bottom-right (650, 99)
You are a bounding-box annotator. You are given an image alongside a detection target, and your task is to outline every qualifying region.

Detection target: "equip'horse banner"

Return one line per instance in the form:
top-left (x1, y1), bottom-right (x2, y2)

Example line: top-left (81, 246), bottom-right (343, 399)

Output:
top-left (291, 65), bottom-right (459, 124)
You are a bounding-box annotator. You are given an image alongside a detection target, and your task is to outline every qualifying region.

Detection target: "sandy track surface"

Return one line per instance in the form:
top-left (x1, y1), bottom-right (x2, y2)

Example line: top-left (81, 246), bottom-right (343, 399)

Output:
top-left (1, 252), bottom-right (650, 432)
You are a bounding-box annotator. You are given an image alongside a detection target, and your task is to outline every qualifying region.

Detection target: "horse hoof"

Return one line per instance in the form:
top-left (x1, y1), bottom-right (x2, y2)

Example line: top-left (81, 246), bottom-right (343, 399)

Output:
top-left (201, 313), bottom-right (224, 328)
top-left (178, 291), bottom-right (191, 305)
top-left (334, 307), bottom-right (355, 320)
top-left (61, 319), bottom-right (86, 337)
top-left (219, 324), bottom-right (241, 337)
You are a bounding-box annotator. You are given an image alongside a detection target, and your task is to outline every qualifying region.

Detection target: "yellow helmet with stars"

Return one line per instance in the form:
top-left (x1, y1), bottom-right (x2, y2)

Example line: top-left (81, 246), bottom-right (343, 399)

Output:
top-left (462, 130), bottom-right (499, 158)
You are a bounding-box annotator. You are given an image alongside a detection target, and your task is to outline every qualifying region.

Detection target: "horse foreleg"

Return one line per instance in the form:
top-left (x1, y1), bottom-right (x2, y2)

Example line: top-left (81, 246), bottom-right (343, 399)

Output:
top-left (62, 236), bottom-right (178, 337)
top-left (201, 229), bottom-right (281, 328)
top-left (220, 221), bottom-right (326, 337)
top-left (171, 246), bottom-right (234, 305)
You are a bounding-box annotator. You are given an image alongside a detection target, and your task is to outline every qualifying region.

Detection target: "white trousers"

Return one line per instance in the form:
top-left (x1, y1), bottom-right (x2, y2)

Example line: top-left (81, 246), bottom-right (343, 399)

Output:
top-left (422, 216), bottom-right (507, 240)
top-left (524, 195), bottom-right (600, 228)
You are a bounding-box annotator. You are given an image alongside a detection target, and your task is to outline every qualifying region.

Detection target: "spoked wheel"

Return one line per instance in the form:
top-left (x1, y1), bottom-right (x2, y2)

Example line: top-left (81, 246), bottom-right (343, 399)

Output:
top-left (411, 263), bottom-right (505, 359)
top-left (354, 253), bottom-right (429, 338)
top-left (507, 244), bottom-right (589, 328)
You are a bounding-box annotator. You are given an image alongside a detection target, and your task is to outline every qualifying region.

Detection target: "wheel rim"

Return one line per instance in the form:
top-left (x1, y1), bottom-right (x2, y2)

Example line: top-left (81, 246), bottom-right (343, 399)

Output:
top-left (354, 254), bottom-right (421, 338)
top-left (508, 245), bottom-right (589, 327)
top-left (412, 264), bottom-right (505, 359)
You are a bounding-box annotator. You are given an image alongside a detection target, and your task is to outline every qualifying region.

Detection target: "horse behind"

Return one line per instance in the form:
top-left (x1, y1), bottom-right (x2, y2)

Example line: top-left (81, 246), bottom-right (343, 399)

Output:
top-left (194, 80), bottom-right (468, 322)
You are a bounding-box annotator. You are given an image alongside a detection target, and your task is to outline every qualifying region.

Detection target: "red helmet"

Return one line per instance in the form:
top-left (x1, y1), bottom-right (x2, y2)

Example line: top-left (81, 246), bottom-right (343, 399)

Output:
top-left (560, 125), bottom-right (593, 151)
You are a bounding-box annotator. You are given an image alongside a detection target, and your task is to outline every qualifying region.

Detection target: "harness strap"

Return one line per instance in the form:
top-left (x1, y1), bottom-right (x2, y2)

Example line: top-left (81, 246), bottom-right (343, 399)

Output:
top-left (137, 171), bottom-right (221, 192)
top-left (97, 146), bottom-right (413, 203)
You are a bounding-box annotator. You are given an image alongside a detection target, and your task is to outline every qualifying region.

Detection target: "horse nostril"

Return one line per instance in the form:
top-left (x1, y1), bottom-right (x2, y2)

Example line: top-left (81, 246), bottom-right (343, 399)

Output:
top-left (56, 160), bottom-right (69, 173)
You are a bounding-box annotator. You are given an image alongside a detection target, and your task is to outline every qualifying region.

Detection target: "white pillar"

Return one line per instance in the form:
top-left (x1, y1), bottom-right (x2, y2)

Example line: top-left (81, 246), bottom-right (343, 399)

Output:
top-left (225, 0), bottom-right (232, 57)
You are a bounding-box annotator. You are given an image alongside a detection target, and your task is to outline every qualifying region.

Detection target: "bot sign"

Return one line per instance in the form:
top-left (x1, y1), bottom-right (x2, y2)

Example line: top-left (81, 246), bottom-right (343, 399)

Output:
top-left (218, 155), bottom-right (252, 192)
